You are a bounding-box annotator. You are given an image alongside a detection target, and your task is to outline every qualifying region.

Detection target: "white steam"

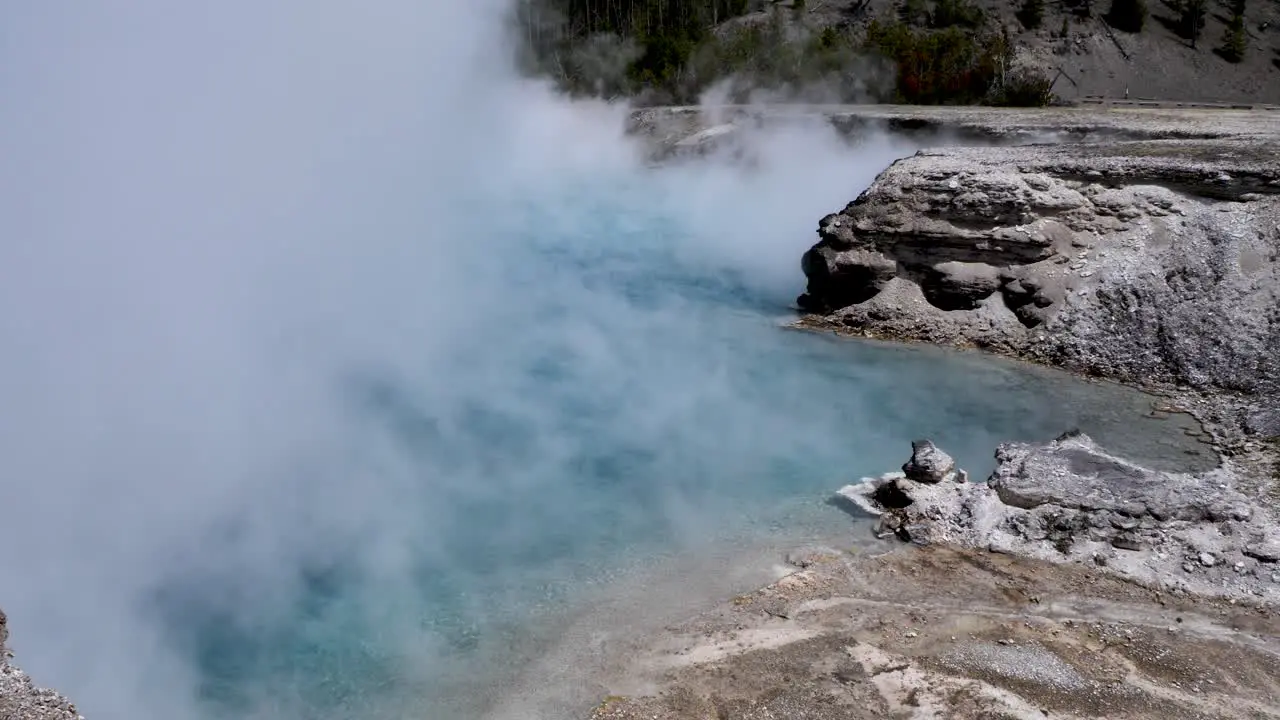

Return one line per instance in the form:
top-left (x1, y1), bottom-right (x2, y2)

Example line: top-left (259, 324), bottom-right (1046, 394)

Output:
top-left (0, 3), bottom-right (914, 719)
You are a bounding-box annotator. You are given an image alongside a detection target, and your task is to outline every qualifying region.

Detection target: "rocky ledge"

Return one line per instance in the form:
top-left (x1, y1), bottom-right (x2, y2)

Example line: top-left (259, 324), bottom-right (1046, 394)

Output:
top-left (589, 437), bottom-right (1280, 720)
top-left (0, 609), bottom-right (82, 720)
top-left (796, 134), bottom-right (1280, 463)
top-left (840, 434), bottom-right (1280, 604)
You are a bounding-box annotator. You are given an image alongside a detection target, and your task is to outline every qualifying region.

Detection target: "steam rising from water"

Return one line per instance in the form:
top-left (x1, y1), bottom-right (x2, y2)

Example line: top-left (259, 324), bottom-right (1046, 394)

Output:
top-left (0, 4), bottom-right (1203, 719)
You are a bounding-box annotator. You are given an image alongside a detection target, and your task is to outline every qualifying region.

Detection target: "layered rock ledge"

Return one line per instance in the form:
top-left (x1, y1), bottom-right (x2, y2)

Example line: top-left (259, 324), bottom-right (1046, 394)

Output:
top-left (0, 609), bottom-right (82, 720)
top-left (796, 130), bottom-right (1280, 486)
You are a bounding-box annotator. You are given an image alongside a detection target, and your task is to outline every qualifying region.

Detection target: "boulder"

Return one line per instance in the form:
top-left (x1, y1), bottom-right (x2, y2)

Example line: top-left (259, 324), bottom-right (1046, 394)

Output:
top-left (919, 261), bottom-right (1001, 311)
top-left (902, 439), bottom-right (957, 484)
top-left (798, 246), bottom-right (896, 312)
top-left (1245, 537), bottom-right (1280, 563)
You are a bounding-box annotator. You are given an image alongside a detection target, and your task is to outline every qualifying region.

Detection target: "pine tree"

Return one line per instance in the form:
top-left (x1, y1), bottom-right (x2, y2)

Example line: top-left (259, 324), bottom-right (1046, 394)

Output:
top-left (1106, 0), bottom-right (1147, 32)
top-left (1018, 0), bottom-right (1045, 29)
top-left (1219, 0), bottom-right (1246, 61)
top-left (1181, 0), bottom-right (1207, 47)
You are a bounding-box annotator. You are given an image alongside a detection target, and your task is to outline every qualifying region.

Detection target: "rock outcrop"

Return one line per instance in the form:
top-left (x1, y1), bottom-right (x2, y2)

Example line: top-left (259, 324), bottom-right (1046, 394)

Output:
top-left (901, 439), bottom-right (962, 484)
top-left (1, 609), bottom-right (83, 720)
top-left (797, 136), bottom-right (1280, 444)
top-left (838, 435), bottom-right (1280, 604)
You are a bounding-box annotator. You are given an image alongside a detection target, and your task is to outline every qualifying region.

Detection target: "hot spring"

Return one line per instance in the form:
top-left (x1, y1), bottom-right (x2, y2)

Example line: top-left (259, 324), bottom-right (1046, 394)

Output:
top-left (0, 4), bottom-right (1210, 720)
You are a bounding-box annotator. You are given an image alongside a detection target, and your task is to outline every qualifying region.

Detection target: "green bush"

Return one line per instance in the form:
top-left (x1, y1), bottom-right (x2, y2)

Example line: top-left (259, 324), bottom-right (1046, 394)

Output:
top-left (990, 67), bottom-right (1055, 105)
top-left (1218, 9), bottom-right (1246, 61)
top-left (865, 20), bottom-right (1016, 104)
top-left (929, 0), bottom-right (986, 28)
top-left (686, 18), bottom-right (869, 102)
top-left (628, 31), bottom-right (698, 89)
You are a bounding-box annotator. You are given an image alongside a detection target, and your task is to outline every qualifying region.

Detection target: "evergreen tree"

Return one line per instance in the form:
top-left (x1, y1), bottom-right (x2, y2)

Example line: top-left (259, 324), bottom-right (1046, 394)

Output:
top-left (1219, 0), bottom-right (1246, 61)
top-left (1181, 0), bottom-right (1207, 47)
top-left (929, 0), bottom-right (985, 28)
top-left (1106, 0), bottom-right (1147, 32)
top-left (1017, 0), bottom-right (1045, 29)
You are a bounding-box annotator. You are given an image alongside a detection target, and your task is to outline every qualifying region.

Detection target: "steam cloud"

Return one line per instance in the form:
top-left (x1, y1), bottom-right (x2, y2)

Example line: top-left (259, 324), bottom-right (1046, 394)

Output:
top-left (0, 2), bottom-right (923, 718)
top-left (2, 3), bottom-right (1178, 719)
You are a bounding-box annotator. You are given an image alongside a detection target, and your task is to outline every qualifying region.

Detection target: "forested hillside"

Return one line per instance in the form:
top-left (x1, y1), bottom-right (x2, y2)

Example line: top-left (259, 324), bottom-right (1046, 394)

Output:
top-left (512, 0), bottom-right (1280, 105)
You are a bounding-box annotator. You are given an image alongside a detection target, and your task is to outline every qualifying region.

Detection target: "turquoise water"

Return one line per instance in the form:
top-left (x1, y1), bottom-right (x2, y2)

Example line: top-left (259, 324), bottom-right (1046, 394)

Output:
top-left (138, 168), bottom-right (1207, 720)
top-left (0, 8), bottom-right (1210, 719)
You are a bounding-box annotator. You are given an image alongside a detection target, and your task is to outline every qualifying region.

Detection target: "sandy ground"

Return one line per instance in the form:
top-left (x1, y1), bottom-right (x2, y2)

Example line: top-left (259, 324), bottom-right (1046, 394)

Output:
top-left (588, 543), bottom-right (1280, 719)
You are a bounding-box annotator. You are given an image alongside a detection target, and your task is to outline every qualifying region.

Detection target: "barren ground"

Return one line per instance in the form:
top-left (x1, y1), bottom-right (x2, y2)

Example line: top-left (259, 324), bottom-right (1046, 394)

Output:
top-left (590, 544), bottom-right (1280, 719)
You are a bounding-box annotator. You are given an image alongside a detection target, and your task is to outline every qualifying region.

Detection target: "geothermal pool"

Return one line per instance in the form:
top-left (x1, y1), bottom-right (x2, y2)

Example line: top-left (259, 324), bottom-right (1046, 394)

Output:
top-left (8, 157), bottom-right (1211, 720)
top-left (156, 182), bottom-right (1210, 718)
top-left (0, 5), bottom-right (1210, 720)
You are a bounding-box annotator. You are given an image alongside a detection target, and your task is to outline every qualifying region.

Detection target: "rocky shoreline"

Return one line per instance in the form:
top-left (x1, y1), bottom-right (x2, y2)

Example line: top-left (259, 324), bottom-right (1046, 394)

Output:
top-left (6, 106), bottom-right (1278, 720)
top-left (589, 438), bottom-right (1280, 720)
top-left (590, 106), bottom-right (1280, 718)
top-left (792, 117), bottom-right (1280, 495)
top-left (0, 610), bottom-right (81, 720)
top-left (840, 434), bottom-right (1280, 605)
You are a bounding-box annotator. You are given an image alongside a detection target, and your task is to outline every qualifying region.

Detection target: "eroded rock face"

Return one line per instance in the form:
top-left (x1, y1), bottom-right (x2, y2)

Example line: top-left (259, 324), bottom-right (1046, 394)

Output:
top-left (798, 140), bottom-right (1280, 437)
top-left (1, 609), bottom-right (83, 720)
top-left (837, 436), bottom-right (1280, 604)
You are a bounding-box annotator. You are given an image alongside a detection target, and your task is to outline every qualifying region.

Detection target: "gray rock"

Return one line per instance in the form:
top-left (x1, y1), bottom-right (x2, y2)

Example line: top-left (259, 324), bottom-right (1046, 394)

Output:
top-left (989, 431), bottom-right (1252, 523)
top-left (1244, 537), bottom-right (1280, 563)
top-left (797, 140), bottom-right (1280, 441)
top-left (902, 439), bottom-right (957, 484)
top-left (920, 261), bottom-right (1002, 311)
top-left (0, 608), bottom-right (82, 720)
top-left (839, 437), bottom-right (1280, 606)
top-left (1112, 533), bottom-right (1144, 551)
top-left (798, 246), bottom-right (897, 313)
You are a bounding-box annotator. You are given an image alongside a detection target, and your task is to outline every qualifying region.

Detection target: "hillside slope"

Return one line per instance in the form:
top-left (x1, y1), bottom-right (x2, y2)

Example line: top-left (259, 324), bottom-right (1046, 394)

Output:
top-left (524, 0), bottom-right (1280, 104)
